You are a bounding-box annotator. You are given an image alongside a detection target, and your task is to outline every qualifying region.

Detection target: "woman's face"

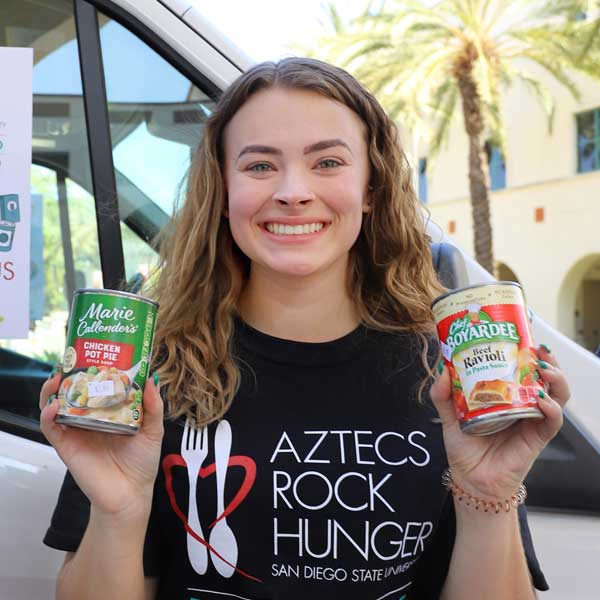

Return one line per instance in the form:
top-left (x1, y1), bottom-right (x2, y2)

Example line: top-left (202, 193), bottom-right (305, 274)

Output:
top-left (223, 87), bottom-right (371, 279)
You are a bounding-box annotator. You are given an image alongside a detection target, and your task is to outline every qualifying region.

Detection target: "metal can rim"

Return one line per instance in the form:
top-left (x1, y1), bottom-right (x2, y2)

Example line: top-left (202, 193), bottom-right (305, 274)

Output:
top-left (460, 407), bottom-right (543, 435)
top-left (74, 288), bottom-right (159, 309)
top-left (56, 415), bottom-right (140, 435)
top-left (431, 281), bottom-right (523, 310)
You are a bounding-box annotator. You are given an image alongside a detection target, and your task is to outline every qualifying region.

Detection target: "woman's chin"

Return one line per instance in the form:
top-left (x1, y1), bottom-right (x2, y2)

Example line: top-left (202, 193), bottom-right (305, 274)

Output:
top-left (267, 262), bottom-right (324, 278)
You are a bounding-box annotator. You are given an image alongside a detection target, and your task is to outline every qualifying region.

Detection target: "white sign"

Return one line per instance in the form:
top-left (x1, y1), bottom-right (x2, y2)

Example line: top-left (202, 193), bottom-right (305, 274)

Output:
top-left (0, 48), bottom-right (33, 339)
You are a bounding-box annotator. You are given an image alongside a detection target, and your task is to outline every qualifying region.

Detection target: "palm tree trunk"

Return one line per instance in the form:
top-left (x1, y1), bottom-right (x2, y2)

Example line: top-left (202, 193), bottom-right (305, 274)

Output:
top-left (456, 69), bottom-right (494, 274)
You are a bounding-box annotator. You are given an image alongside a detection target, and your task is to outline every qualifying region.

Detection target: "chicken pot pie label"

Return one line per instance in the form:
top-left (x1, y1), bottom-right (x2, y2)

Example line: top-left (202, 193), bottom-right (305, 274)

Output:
top-left (432, 282), bottom-right (543, 435)
top-left (56, 289), bottom-right (158, 435)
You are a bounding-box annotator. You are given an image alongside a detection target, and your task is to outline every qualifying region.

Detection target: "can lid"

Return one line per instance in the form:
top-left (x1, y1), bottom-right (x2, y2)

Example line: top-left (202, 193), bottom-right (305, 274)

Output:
top-left (74, 288), bottom-right (159, 308)
top-left (431, 281), bottom-right (522, 309)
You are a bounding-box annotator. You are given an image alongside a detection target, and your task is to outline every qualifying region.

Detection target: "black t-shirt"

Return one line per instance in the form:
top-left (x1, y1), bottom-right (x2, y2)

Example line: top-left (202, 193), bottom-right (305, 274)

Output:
top-left (44, 319), bottom-right (548, 599)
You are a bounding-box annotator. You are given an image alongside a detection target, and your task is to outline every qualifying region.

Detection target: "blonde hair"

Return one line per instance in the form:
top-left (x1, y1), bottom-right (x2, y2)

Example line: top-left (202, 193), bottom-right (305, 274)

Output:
top-left (151, 57), bottom-right (445, 424)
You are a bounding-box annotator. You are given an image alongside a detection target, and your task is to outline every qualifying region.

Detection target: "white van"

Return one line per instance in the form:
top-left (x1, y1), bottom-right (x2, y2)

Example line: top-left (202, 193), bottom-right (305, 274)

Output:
top-left (0, 1), bottom-right (599, 599)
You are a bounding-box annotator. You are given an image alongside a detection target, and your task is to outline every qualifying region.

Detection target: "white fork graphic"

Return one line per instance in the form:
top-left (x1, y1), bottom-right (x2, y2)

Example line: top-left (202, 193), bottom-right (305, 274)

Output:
top-left (181, 418), bottom-right (209, 575)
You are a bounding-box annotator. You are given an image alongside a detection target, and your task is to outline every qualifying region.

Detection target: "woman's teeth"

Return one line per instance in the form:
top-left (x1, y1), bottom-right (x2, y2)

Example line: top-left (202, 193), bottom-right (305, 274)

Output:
top-left (265, 223), bottom-right (325, 235)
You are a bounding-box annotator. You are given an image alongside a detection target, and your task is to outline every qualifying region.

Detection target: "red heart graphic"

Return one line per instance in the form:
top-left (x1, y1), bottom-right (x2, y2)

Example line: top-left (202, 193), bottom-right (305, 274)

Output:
top-left (162, 454), bottom-right (262, 583)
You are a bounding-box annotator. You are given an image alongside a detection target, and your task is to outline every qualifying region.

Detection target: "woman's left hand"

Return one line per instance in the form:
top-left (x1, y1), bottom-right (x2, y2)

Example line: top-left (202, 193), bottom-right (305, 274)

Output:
top-left (430, 344), bottom-right (570, 500)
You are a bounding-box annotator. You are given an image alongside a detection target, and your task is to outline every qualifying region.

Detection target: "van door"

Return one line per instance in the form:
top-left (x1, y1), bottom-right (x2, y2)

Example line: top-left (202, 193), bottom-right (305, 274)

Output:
top-left (0, 0), bottom-right (222, 444)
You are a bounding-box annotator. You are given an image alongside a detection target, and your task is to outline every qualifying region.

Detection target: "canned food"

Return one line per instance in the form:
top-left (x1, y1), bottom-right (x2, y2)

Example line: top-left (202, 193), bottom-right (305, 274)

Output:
top-left (56, 289), bottom-right (158, 435)
top-left (432, 282), bottom-right (544, 435)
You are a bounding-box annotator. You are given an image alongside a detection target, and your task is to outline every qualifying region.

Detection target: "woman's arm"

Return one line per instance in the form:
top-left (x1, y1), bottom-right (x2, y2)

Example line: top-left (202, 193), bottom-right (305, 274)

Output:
top-left (40, 370), bottom-right (165, 600)
top-left (430, 345), bottom-right (570, 599)
top-left (56, 505), bottom-right (155, 600)
top-left (440, 500), bottom-right (535, 600)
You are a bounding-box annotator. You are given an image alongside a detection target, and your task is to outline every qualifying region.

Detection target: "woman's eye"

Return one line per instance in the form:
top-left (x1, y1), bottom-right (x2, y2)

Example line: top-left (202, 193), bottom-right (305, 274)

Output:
top-left (248, 163), bottom-right (272, 172)
top-left (317, 158), bottom-right (342, 169)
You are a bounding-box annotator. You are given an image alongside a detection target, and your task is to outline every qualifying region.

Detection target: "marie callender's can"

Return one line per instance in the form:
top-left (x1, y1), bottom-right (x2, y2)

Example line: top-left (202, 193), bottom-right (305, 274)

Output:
top-left (432, 282), bottom-right (544, 435)
top-left (56, 289), bottom-right (158, 435)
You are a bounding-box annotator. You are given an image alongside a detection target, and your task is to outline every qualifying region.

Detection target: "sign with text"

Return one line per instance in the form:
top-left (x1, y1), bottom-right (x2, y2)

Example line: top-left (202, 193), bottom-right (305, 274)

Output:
top-left (0, 47), bottom-right (33, 338)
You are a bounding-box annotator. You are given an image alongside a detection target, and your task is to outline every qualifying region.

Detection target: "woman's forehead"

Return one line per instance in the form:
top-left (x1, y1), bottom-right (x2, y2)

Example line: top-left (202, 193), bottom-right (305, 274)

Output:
top-left (223, 87), bottom-right (367, 156)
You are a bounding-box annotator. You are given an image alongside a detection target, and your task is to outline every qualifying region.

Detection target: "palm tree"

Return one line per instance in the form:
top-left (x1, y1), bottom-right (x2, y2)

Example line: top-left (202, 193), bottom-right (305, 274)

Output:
top-left (315, 0), bottom-right (600, 273)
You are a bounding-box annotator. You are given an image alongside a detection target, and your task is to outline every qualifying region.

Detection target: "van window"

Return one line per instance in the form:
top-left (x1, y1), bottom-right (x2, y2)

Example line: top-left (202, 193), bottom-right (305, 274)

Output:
top-left (97, 15), bottom-right (215, 285)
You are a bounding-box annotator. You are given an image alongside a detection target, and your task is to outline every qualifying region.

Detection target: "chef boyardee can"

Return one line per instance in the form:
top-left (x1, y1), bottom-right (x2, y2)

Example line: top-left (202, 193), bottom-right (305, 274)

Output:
top-left (432, 282), bottom-right (544, 435)
top-left (56, 289), bottom-right (158, 435)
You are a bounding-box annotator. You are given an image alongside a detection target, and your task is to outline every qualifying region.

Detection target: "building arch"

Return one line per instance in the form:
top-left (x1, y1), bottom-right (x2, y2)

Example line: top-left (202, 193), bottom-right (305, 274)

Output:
top-left (496, 262), bottom-right (521, 284)
top-left (557, 254), bottom-right (600, 349)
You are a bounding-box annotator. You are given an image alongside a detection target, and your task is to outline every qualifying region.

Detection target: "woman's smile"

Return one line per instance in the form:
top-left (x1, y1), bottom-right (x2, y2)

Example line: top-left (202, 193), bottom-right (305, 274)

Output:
top-left (260, 219), bottom-right (331, 240)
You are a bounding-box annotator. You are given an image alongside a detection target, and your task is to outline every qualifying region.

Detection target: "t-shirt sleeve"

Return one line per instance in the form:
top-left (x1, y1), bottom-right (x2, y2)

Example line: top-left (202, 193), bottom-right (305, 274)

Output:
top-left (410, 496), bottom-right (548, 598)
top-left (43, 470), bottom-right (90, 552)
top-left (43, 470), bottom-right (162, 577)
top-left (518, 504), bottom-right (548, 591)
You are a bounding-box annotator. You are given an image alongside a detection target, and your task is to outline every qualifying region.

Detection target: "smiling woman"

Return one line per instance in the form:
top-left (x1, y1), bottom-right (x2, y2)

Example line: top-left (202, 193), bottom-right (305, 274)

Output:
top-left (40, 57), bottom-right (562, 600)
top-left (224, 87), bottom-right (370, 292)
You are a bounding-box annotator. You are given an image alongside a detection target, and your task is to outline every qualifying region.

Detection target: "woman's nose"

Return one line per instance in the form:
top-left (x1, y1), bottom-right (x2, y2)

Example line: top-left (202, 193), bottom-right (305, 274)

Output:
top-left (272, 172), bottom-right (315, 207)
top-left (274, 193), bottom-right (314, 207)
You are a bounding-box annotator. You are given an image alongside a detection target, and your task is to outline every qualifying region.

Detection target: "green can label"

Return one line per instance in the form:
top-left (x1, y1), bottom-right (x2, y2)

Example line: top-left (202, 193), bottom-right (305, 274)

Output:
top-left (56, 289), bottom-right (158, 434)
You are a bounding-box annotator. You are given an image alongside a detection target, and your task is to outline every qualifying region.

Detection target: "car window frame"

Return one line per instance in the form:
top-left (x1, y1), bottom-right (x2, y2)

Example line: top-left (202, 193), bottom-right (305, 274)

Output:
top-left (0, 0), bottom-right (224, 444)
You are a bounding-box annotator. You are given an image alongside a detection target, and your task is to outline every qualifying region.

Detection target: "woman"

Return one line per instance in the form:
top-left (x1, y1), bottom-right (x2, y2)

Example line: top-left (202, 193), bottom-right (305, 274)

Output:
top-left (40, 57), bottom-right (569, 600)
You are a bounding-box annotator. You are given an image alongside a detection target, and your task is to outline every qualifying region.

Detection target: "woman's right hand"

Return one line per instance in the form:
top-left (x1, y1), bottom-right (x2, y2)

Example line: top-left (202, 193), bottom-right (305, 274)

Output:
top-left (39, 367), bottom-right (164, 518)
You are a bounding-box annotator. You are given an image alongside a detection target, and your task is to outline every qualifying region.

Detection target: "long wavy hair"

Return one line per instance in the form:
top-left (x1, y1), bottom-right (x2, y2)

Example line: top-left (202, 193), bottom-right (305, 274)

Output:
top-left (151, 57), bottom-right (445, 424)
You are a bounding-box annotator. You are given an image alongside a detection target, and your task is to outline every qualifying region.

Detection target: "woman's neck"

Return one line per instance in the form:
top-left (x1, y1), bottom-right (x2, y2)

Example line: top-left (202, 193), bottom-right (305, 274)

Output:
top-left (239, 263), bottom-right (360, 343)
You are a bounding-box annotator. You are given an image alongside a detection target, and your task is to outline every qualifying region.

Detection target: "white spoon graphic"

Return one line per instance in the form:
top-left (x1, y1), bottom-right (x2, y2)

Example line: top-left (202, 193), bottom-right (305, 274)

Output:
top-left (66, 361), bottom-right (143, 409)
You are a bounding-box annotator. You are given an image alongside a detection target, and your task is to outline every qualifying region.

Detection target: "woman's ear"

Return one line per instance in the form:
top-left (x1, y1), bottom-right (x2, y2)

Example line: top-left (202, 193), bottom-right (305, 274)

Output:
top-left (363, 186), bottom-right (373, 213)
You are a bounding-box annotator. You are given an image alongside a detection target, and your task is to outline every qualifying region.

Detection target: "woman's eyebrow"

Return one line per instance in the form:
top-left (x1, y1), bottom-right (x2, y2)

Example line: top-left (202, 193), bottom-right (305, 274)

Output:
top-left (237, 144), bottom-right (283, 159)
top-left (304, 139), bottom-right (352, 155)
top-left (236, 139), bottom-right (352, 160)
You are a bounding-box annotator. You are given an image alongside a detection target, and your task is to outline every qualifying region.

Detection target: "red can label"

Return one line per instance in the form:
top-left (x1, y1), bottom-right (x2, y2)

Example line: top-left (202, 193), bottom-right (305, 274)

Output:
top-left (432, 283), bottom-right (543, 428)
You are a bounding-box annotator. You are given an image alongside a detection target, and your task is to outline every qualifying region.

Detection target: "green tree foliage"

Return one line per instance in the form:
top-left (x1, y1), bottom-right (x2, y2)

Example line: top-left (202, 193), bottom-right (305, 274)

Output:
top-left (32, 166), bottom-right (101, 315)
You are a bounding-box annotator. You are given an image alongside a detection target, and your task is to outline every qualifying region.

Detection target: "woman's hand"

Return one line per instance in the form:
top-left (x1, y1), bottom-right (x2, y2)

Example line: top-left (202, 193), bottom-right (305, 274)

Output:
top-left (430, 345), bottom-right (570, 500)
top-left (39, 367), bottom-right (164, 517)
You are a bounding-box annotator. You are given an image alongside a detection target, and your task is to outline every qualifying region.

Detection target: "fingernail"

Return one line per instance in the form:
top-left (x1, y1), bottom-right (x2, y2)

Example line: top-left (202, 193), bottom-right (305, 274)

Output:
top-left (538, 389), bottom-right (545, 399)
top-left (437, 359), bottom-right (444, 375)
top-left (538, 360), bottom-right (549, 369)
top-left (541, 344), bottom-right (551, 354)
top-left (153, 372), bottom-right (159, 386)
top-left (47, 394), bottom-right (56, 405)
top-left (49, 364), bottom-right (62, 379)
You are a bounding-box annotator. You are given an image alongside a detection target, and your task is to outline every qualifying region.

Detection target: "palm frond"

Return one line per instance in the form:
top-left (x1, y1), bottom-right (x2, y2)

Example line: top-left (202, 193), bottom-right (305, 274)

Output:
top-left (575, 16), bottom-right (600, 62)
top-left (338, 39), bottom-right (393, 68)
top-left (518, 50), bottom-right (582, 101)
top-left (310, 0), bottom-right (599, 170)
top-left (318, 1), bottom-right (345, 35)
top-left (518, 73), bottom-right (556, 134)
top-left (428, 85), bottom-right (460, 158)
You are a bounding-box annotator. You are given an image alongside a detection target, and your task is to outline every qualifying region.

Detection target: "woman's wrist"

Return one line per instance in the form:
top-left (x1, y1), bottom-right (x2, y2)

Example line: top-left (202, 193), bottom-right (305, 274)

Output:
top-left (89, 494), bottom-right (153, 533)
top-left (443, 468), bottom-right (526, 514)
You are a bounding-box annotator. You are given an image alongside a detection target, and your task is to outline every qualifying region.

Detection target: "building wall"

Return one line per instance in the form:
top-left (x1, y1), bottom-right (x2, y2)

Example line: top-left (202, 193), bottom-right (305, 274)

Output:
top-left (422, 68), bottom-right (600, 347)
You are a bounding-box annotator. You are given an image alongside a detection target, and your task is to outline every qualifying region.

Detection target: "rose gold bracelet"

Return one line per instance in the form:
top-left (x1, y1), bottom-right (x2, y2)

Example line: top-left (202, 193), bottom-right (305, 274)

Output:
top-left (442, 468), bottom-right (527, 514)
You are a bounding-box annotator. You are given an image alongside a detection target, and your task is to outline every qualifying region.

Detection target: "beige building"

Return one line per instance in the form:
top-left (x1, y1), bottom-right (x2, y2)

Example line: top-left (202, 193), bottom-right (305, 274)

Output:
top-left (415, 65), bottom-right (600, 353)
